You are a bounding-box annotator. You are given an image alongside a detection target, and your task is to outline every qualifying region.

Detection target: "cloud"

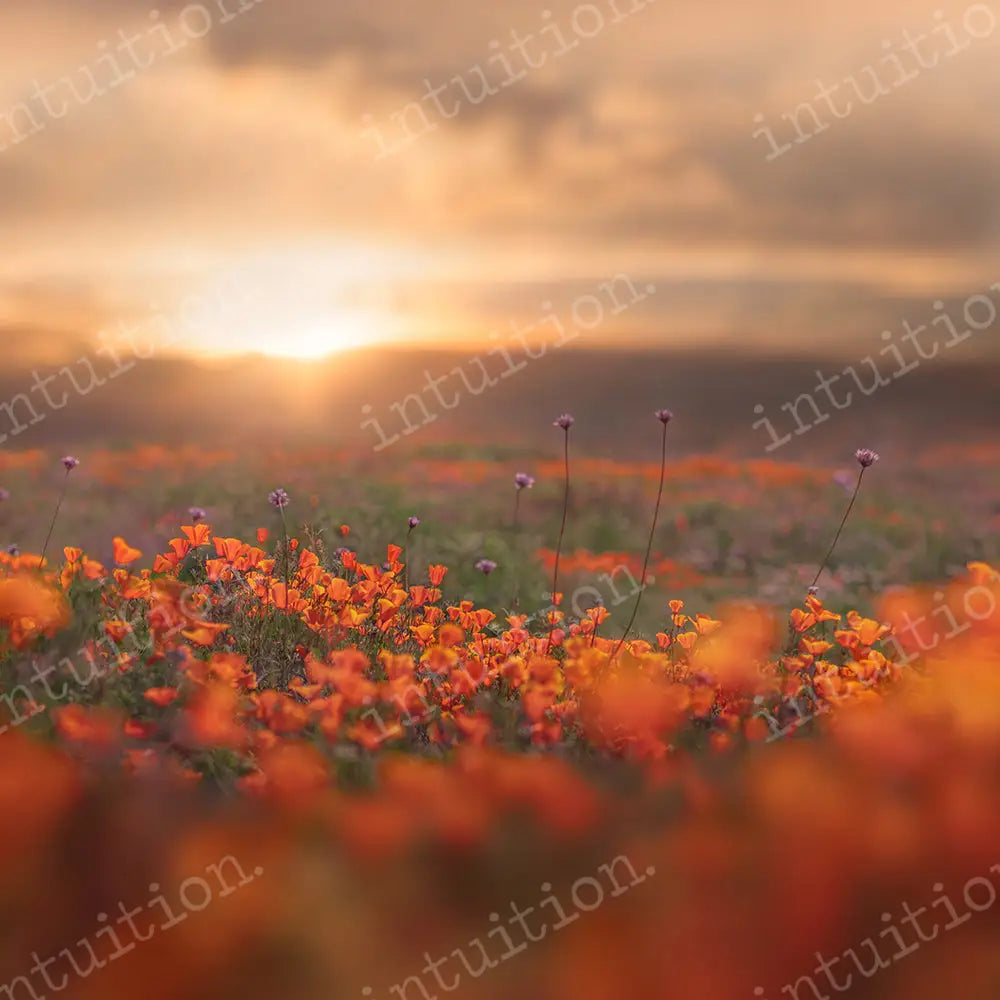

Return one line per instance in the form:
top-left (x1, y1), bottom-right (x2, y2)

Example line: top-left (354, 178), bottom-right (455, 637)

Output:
top-left (0, 0), bottom-right (997, 359)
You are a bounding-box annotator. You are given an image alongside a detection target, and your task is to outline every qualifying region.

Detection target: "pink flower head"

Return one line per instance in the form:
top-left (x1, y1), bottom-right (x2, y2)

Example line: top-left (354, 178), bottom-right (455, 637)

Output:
top-left (654, 409), bottom-right (674, 424)
top-left (408, 516), bottom-right (421, 529)
top-left (188, 506), bottom-right (207, 523)
top-left (514, 473), bottom-right (535, 490)
top-left (554, 414), bottom-right (574, 430)
top-left (0, 488), bottom-right (9, 502)
top-left (61, 456), bottom-right (79, 471)
top-left (475, 558), bottom-right (498, 575)
top-left (6, 543), bottom-right (19, 557)
top-left (855, 448), bottom-right (879, 469)
top-left (268, 488), bottom-right (290, 509)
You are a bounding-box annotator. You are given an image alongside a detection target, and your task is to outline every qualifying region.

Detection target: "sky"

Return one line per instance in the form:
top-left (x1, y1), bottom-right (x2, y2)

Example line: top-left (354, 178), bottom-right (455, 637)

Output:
top-left (1, 0), bottom-right (998, 361)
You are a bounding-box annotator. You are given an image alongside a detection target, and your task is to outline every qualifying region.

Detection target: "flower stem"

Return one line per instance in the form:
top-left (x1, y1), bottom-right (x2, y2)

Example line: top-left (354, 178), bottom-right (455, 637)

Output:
top-left (810, 466), bottom-right (867, 591)
top-left (404, 526), bottom-right (414, 592)
top-left (279, 508), bottom-right (291, 606)
top-left (38, 471), bottom-right (70, 572)
top-left (612, 420), bottom-right (668, 660)
top-left (546, 430), bottom-right (571, 653)
top-left (511, 489), bottom-right (522, 610)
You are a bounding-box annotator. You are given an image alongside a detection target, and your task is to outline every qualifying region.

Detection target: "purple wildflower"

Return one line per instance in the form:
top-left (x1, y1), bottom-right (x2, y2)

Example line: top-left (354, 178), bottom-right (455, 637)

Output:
top-left (553, 414), bottom-right (574, 430)
top-left (268, 488), bottom-right (290, 509)
top-left (514, 473), bottom-right (535, 490)
top-left (475, 558), bottom-right (498, 575)
top-left (855, 449), bottom-right (879, 469)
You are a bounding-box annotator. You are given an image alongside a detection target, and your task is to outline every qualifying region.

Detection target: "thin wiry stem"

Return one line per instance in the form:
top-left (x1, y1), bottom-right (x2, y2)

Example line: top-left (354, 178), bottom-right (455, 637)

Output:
top-left (39, 470), bottom-right (71, 571)
top-left (404, 525), bottom-right (415, 592)
top-left (612, 420), bottom-right (668, 660)
top-left (511, 488), bottom-right (523, 610)
top-left (546, 430), bottom-right (571, 653)
top-left (809, 466), bottom-right (867, 590)
top-left (279, 508), bottom-right (292, 606)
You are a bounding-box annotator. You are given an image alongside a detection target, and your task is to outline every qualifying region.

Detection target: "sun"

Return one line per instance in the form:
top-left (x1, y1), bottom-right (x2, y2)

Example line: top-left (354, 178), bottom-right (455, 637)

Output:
top-left (186, 306), bottom-right (390, 361)
top-left (172, 253), bottom-right (407, 360)
top-left (258, 314), bottom-right (371, 360)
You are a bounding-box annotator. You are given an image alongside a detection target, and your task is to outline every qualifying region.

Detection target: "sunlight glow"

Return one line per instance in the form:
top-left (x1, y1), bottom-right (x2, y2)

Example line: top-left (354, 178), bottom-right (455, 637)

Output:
top-left (168, 248), bottom-right (413, 359)
top-left (240, 310), bottom-right (378, 360)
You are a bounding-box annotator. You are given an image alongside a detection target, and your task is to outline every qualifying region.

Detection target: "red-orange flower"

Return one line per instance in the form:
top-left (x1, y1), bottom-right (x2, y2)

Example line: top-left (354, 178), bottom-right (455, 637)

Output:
top-left (144, 687), bottom-right (180, 707)
top-left (112, 536), bottom-right (143, 565)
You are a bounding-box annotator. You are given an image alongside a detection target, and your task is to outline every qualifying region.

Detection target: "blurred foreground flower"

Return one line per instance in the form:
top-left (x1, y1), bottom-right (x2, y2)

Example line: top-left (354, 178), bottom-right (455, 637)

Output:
top-left (0, 573), bottom-right (70, 637)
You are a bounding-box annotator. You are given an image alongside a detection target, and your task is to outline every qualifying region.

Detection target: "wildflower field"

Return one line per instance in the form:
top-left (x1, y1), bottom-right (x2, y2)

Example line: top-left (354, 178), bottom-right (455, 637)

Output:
top-left (1, 423), bottom-right (999, 1000)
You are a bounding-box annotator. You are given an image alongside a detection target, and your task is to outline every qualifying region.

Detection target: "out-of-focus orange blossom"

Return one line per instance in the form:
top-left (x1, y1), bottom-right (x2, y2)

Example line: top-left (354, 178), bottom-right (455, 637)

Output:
top-left (0, 573), bottom-right (70, 649)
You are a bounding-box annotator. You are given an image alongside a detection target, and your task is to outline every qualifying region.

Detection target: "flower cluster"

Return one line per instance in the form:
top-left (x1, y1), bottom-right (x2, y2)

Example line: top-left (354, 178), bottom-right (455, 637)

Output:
top-left (0, 519), bottom-right (970, 778)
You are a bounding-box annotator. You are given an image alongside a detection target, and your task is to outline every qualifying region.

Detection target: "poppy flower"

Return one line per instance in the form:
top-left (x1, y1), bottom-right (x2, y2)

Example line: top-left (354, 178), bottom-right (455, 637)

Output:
top-left (112, 536), bottom-right (143, 566)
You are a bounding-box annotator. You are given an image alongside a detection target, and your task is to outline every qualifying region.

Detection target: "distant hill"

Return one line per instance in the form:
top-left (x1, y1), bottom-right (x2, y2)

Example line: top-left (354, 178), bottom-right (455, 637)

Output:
top-left (1, 344), bottom-right (996, 463)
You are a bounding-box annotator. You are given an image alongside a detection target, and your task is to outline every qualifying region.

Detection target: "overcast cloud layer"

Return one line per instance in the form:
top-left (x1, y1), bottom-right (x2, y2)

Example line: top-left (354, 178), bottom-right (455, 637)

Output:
top-left (1, 0), bottom-right (998, 357)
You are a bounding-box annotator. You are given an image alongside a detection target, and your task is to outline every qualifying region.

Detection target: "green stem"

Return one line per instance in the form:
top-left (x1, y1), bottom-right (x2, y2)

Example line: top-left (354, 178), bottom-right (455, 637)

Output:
top-left (612, 421), bottom-right (668, 660)
top-left (38, 471), bottom-right (70, 571)
top-left (511, 489), bottom-right (522, 610)
top-left (810, 467), bottom-right (866, 591)
top-left (279, 508), bottom-right (291, 607)
top-left (545, 431), bottom-right (571, 653)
